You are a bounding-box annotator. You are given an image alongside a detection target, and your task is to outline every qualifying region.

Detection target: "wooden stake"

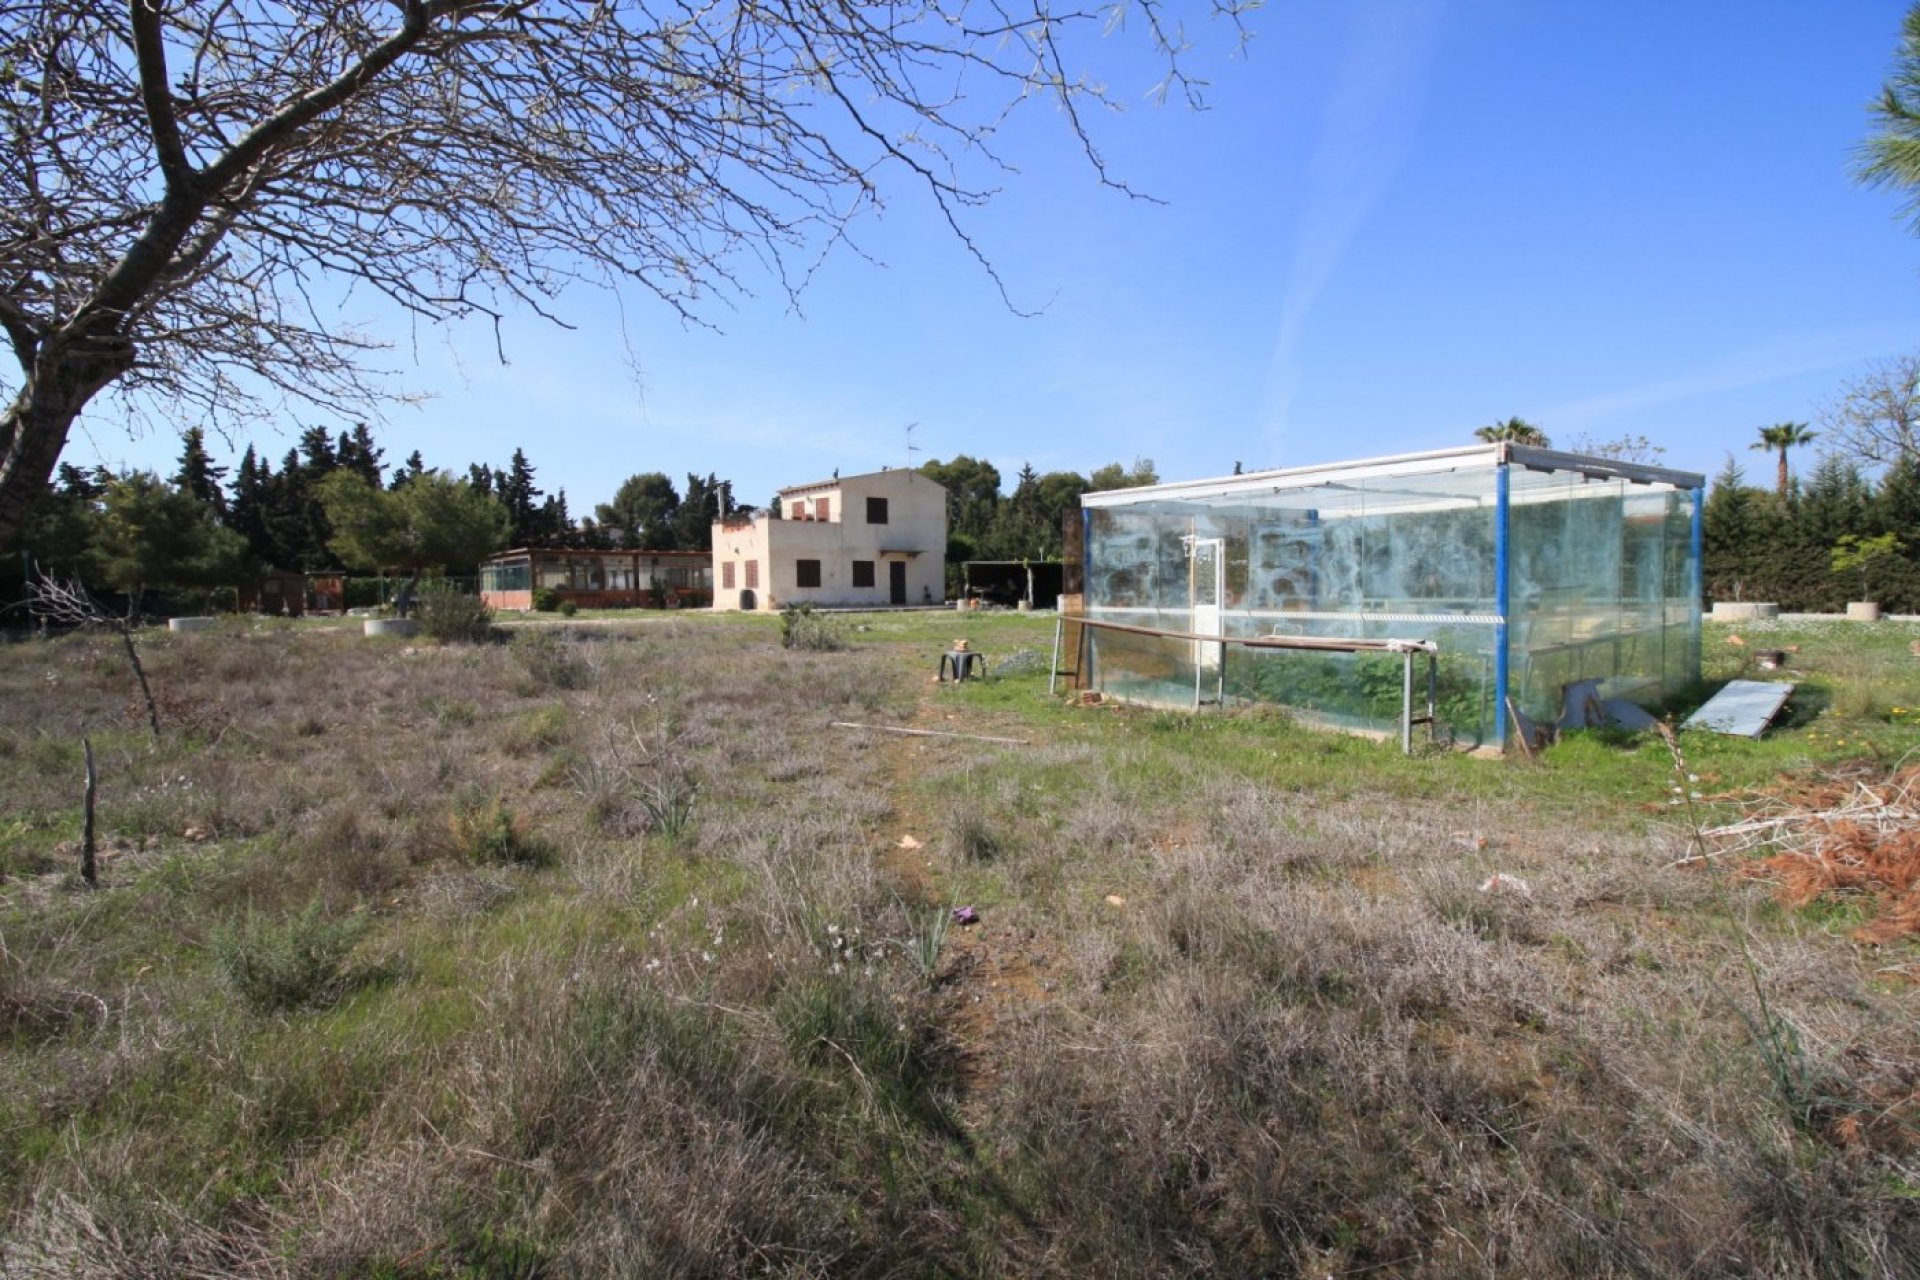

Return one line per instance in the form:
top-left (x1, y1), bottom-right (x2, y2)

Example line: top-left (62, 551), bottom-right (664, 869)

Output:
top-left (830, 721), bottom-right (1027, 746)
top-left (1504, 698), bottom-right (1536, 761)
top-left (81, 737), bottom-right (98, 887)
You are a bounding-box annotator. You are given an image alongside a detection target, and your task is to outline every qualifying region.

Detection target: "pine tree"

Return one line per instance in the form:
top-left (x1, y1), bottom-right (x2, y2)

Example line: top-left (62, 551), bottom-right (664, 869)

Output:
top-left (9, 463), bottom-right (105, 576)
top-left (538, 489), bottom-right (573, 546)
top-left (673, 473), bottom-right (727, 551)
top-left (1702, 455), bottom-right (1758, 601)
top-left (336, 423), bottom-right (385, 485)
top-left (1876, 455), bottom-right (1920, 541)
top-left (170, 427), bottom-right (229, 517)
top-left (298, 426), bottom-right (338, 474)
top-left (596, 472), bottom-right (682, 549)
top-left (390, 450), bottom-right (427, 490)
top-left (1798, 455), bottom-right (1872, 547)
top-left (265, 446), bottom-right (338, 571)
top-left (55, 462), bottom-right (111, 502)
top-left (500, 449), bottom-right (543, 546)
top-left (228, 446), bottom-right (274, 562)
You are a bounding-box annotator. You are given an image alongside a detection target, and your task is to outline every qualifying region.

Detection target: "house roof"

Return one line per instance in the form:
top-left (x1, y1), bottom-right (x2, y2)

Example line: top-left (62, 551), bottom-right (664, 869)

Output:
top-left (777, 467), bottom-right (945, 498)
top-left (483, 546), bottom-right (710, 562)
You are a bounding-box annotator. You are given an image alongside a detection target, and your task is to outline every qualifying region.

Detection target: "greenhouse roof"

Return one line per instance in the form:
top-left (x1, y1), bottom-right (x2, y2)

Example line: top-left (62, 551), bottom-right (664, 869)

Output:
top-left (1081, 444), bottom-right (1704, 510)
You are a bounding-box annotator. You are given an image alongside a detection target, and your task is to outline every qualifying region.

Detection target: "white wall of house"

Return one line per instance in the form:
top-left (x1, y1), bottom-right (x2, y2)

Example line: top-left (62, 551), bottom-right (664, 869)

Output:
top-left (711, 469), bottom-right (947, 611)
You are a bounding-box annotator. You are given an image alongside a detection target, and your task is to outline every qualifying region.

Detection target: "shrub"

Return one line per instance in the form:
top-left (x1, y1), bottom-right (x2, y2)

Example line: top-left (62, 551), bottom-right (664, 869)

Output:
top-left (213, 901), bottom-right (368, 1012)
top-left (512, 630), bottom-right (592, 690)
top-left (501, 705), bottom-right (570, 755)
top-left (780, 603), bottom-right (844, 651)
top-left (558, 600), bottom-right (579, 617)
top-left (415, 584), bottom-right (496, 643)
top-left (531, 586), bottom-right (562, 612)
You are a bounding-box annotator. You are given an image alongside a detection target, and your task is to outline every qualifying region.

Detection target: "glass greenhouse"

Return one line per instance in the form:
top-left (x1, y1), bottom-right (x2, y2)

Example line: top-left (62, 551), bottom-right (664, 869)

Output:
top-left (1075, 444), bottom-right (1705, 748)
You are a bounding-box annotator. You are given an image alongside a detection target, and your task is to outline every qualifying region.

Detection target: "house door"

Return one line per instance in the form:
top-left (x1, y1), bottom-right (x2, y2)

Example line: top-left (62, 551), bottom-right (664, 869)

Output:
top-left (1188, 537), bottom-right (1225, 670)
top-left (888, 561), bottom-right (908, 605)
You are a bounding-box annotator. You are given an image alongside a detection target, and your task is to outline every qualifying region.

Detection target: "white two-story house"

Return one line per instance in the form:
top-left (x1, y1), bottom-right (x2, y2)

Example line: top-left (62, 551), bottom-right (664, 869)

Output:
top-left (711, 469), bottom-right (948, 611)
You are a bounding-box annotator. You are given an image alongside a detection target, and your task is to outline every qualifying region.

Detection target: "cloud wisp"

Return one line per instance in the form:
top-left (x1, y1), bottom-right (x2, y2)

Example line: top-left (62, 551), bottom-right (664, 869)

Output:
top-left (1259, 2), bottom-right (1444, 458)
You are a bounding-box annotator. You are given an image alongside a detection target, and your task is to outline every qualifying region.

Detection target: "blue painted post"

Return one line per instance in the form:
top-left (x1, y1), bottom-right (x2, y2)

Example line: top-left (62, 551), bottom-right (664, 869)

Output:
top-left (1081, 507), bottom-right (1095, 688)
top-left (1689, 485), bottom-right (1705, 682)
top-left (1493, 465), bottom-right (1511, 749)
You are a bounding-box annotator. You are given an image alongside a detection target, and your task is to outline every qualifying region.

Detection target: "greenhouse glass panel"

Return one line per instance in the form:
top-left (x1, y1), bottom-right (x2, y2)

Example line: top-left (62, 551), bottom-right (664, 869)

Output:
top-left (1079, 445), bottom-right (1703, 747)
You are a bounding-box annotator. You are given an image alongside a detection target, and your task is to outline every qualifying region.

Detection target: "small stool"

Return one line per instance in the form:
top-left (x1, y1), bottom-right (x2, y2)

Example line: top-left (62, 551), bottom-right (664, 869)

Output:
top-left (938, 649), bottom-right (987, 681)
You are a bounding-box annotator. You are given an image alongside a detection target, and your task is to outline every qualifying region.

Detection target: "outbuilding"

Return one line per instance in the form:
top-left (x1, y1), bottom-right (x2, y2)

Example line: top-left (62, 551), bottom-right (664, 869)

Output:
top-left (1071, 443), bottom-right (1705, 748)
top-left (480, 548), bottom-right (713, 610)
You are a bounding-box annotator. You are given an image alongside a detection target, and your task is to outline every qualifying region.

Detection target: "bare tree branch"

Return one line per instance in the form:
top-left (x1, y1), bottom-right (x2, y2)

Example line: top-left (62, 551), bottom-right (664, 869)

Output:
top-left (1820, 353), bottom-right (1920, 472)
top-left (27, 570), bottom-right (161, 738)
top-left (0, 0), bottom-right (1251, 543)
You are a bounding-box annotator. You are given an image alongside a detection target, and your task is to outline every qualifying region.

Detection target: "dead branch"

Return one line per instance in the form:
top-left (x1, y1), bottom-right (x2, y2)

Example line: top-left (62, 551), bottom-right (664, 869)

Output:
top-left (27, 571), bottom-right (160, 739)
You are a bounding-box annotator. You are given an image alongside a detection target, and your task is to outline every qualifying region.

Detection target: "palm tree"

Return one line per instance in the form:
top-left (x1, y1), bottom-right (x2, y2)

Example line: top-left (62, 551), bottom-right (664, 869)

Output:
top-left (1749, 422), bottom-right (1817, 497)
top-left (1858, 6), bottom-right (1920, 234)
top-left (1474, 417), bottom-right (1549, 447)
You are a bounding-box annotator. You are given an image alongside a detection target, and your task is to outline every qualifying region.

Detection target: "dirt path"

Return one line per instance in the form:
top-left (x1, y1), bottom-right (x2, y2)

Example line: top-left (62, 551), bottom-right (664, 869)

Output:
top-left (869, 668), bottom-right (1066, 1094)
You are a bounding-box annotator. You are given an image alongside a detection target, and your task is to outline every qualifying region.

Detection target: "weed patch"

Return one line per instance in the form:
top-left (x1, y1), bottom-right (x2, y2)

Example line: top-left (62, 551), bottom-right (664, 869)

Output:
top-left (213, 901), bottom-right (369, 1012)
top-left (447, 796), bottom-right (550, 868)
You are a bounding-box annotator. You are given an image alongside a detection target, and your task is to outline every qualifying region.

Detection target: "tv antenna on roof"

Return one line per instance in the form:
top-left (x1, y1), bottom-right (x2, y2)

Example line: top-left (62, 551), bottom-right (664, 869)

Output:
top-left (905, 421), bottom-right (921, 471)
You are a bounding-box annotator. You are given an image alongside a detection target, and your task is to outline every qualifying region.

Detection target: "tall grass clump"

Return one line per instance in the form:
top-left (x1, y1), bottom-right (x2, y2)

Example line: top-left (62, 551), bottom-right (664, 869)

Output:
top-left (213, 901), bottom-right (368, 1012)
top-left (448, 796), bottom-right (550, 867)
top-left (570, 719), bottom-right (699, 840)
top-left (909, 905), bottom-right (951, 985)
top-left (638, 766), bottom-right (699, 841)
top-left (945, 805), bottom-right (1004, 863)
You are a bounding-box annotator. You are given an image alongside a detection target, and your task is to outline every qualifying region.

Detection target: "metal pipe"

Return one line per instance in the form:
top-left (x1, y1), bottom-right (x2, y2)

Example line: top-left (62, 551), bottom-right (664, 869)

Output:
top-left (1066, 615), bottom-right (1434, 653)
top-left (1402, 648), bottom-right (1414, 754)
top-left (1049, 614), bottom-right (1063, 696)
top-left (1428, 650), bottom-right (1439, 740)
top-left (1493, 464), bottom-right (1512, 750)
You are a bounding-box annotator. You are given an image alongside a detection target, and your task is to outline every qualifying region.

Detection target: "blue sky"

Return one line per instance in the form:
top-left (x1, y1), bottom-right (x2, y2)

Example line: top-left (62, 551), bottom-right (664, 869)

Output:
top-left (70, 1), bottom-right (1920, 511)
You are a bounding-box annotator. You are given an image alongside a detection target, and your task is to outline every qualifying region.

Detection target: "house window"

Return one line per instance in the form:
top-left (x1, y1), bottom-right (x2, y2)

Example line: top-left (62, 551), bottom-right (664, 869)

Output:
top-left (814, 497), bottom-right (830, 521)
top-left (851, 560), bottom-right (875, 589)
top-left (796, 559), bottom-right (822, 589)
top-left (722, 561), bottom-right (736, 590)
top-left (866, 496), bottom-right (889, 524)
top-left (744, 559), bottom-right (759, 589)
top-left (791, 501), bottom-right (806, 520)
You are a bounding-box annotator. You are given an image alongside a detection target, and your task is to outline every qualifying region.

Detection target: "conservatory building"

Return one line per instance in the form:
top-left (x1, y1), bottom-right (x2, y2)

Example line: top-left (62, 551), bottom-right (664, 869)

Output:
top-left (1072, 443), bottom-right (1705, 749)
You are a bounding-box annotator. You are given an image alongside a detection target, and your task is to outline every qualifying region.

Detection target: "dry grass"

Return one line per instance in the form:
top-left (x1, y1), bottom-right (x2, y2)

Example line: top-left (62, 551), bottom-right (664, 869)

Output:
top-left (1, 613), bottom-right (1916, 1277)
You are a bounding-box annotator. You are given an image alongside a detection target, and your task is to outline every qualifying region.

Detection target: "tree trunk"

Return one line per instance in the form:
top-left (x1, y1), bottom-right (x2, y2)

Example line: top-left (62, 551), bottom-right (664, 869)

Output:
top-left (0, 335), bottom-right (138, 546)
top-left (393, 569), bottom-right (423, 619)
top-left (1777, 449), bottom-right (1789, 498)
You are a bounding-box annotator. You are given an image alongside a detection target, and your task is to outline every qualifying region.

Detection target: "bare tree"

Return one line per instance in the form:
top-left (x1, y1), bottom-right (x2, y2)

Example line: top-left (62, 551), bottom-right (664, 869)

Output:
top-left (0, 0), bottom-right (1245, 546)
top-left (1821, 353), bottom-right (1920, 471)
top-left (27, 571), bottom-right (160, 739)
top-left (1562, 432), bottom-right (1666, 464)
